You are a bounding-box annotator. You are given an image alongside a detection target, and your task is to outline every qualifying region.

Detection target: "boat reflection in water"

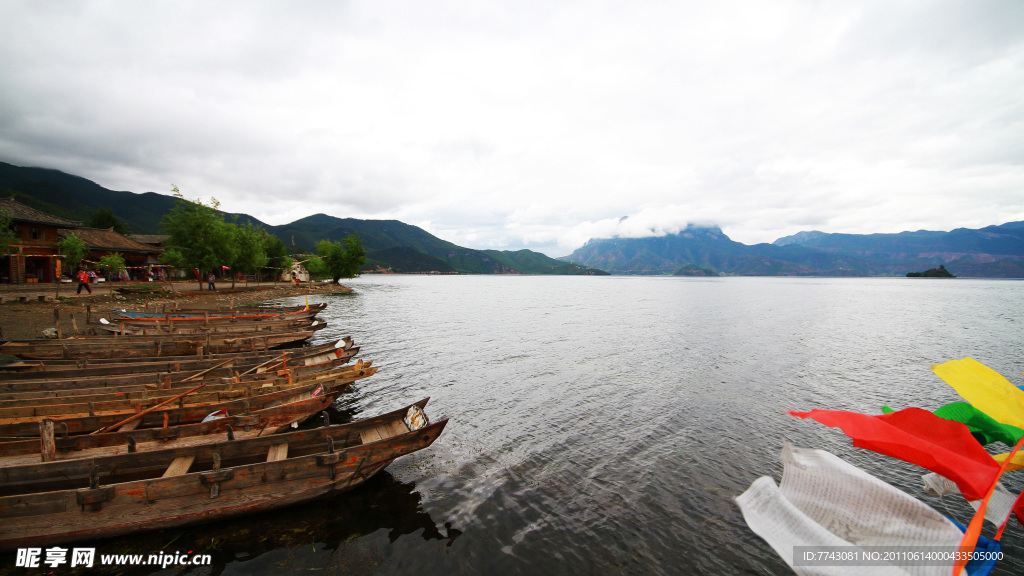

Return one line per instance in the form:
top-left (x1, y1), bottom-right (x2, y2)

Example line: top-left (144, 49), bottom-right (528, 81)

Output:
top-left (66, 472), bottom-right (458, 575)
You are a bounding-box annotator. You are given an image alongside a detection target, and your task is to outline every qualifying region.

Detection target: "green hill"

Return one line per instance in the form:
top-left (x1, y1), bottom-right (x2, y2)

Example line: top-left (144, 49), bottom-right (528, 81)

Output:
top-left (0, 161), bottom-right (606, 275)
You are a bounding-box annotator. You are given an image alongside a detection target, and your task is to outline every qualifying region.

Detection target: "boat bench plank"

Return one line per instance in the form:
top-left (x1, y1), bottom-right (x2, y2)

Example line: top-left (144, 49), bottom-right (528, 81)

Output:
top-left (359, 420), bottom-right (409, 445)
top-left (162, 455), bottom-right (195, 477)
top-left (266, 443), bottom-right (289, 462)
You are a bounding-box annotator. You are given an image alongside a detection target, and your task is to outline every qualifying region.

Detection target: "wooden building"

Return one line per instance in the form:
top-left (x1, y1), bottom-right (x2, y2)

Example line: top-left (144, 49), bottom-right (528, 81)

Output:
top-left (57, 228), bottom-right (163, 277)
top-left (0, 196), bottom-right (82, 284)
top-left (0, 196), bottom-right (163, 284)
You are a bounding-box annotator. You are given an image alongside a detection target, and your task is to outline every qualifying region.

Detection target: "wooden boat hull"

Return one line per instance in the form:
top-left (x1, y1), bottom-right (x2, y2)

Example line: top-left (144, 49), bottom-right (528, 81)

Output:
top-left (0, 347), bottom-right (359, 396)
top-left (0, 327), bottom-right (325, 360)
top-left (0, 360), bottom-right (372, 418)
top-left (0, 400), bottom-right (446, 549)
top-left (0, 367), bottom-right (375, 437)
top-left (109, 302), bottom-right (327, 320)
top-left (0, 338), bottom-right (353, 374)
top-left (92, 318), bottom-right (324, 336)
top-left (0, 393), bottom-right (338, 466)
top-left (101, 309), bottom-right (322, 327)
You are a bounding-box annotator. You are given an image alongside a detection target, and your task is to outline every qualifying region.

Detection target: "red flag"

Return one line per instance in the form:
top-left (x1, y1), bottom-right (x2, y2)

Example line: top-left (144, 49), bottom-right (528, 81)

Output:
top-left (790, 407), bottom-right (999, 501)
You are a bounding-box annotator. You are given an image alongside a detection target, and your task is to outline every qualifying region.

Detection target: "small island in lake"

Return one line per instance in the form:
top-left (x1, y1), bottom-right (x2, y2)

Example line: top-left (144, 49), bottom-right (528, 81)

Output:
top-left (906, 265), bottom-right (956, 278)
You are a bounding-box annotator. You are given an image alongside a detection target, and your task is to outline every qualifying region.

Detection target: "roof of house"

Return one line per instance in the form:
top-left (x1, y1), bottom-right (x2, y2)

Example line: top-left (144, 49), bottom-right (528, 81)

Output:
top-left (58, 228), bottom-right (163, 253)
top-left (128, 234), bottom-right (171, 245)
top-left (0, 196), bottom-right (82, 227)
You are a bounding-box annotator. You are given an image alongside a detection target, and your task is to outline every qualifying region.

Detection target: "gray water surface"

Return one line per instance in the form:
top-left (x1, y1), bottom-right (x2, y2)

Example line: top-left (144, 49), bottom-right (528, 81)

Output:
top-left (58, 275), bottom-right (1024, 575)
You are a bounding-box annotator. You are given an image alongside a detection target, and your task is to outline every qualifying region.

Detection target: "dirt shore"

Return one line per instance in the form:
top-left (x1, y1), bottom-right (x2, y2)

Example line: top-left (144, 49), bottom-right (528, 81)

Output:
top-left (0, 280), bottom-right (353, 342)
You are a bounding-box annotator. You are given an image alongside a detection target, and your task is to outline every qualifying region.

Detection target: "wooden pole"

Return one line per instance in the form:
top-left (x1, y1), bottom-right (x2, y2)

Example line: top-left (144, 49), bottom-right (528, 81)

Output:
top-left (39, 419), bottom-right (56, 462)
top-left (240, 352), bottom-right (287, 377)
top-left (90, 383), bottom-right (206, 435)
top-left (53, 309), bottom-right (62, 340)
top-left (175, 358), bottom-right (234, 383)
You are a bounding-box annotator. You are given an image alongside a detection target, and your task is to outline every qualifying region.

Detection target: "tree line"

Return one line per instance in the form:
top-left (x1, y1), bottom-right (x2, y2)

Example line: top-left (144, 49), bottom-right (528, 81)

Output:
top-left (159, 187), bottom-right (365, 287)
top-left (1, 189), bottom-right (367, 285)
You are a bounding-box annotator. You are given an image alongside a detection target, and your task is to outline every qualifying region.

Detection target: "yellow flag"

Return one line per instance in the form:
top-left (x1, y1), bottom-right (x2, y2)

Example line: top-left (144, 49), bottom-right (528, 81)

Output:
top-left (992, 451), bottom-right (1024, 472)
top-left (933, 358), bottom-right (1024, 429)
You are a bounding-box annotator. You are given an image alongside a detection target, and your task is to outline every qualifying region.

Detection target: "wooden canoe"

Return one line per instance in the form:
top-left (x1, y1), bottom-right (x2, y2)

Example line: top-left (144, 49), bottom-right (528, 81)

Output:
top-left (0, 346), bottom-right (358, 394)
top-left (0, 360), bottom-right (372, 418)
top-left (0, 338), bottom-right (353, 374)
top-left (0, 326), bottom-right (325, 360)
top-left (91, 317), bottom-right (324, 336)
top-left (0, 399), bottom-right (447, 549)
top-left (109, 302), bottom-right (327, 321)
top-left (0, 366), bottom-right (375, 438)
top-left (0, 393), bottom-right (339, 466)
top-left (100, 307), bottom-right (323, 326)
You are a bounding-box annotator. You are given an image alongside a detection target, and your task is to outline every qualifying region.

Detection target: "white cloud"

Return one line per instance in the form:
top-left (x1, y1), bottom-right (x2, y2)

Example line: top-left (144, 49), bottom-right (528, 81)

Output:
top-left (0, 0), bottom-right (1022, 256)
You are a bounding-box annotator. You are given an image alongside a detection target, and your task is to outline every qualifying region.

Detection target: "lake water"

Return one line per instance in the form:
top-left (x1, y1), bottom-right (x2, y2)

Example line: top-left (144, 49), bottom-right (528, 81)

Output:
top-left (41, 276), bottom-right (1024, 575)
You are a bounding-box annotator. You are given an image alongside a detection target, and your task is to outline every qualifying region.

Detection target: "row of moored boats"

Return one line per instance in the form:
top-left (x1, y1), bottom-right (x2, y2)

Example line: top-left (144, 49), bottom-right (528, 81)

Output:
top-left (0, 301), bottom-right (447, 549)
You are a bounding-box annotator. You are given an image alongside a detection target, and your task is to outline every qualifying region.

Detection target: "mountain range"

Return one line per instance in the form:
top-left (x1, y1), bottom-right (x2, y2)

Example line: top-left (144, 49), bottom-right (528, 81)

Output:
top-left (559, 222), bottom-right (1024, 277)
top-left (2, 161), bottom-right (1022, 277)
top-left (0, 162), bottom-right (604, 275)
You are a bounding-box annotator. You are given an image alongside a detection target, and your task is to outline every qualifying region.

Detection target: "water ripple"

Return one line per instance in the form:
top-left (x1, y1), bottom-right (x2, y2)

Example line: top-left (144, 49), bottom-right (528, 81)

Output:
top-left (263, 275), bottom-right (1024, 575)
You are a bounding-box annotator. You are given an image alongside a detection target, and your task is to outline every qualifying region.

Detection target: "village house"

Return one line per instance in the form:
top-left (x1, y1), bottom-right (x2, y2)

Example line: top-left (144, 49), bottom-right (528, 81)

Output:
top-left (0, 196), bottom-right (82, 283)
top-left (0, 196), bottom-right (162, 284)
top-left (57, 228), bottom-right (163, 278)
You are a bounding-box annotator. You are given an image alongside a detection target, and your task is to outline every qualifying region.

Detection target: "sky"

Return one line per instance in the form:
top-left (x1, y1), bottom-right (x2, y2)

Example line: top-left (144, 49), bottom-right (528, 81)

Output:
top-left (1, 1), bottom-right (1022, 257)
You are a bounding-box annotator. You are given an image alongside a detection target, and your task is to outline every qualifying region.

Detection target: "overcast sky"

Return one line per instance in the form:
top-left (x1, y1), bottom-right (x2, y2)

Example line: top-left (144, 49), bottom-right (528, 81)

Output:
top-left (1, 1), bottom-right (1022, 257)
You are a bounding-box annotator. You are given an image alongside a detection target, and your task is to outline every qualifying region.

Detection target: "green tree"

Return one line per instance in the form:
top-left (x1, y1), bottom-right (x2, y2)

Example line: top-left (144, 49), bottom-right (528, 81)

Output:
top-left (264, 235), bottom-right (291, 281)
top-left (160, 186), bottom-right (238, 290)
top-left (97, 253), bottom-right (126, 279)
top-left (316, 233), bottom-right (366, 283)
top-left (57, 233), bottom-right (89, 274)
top-left (302, 253), bottom-right (326, 279)
top-left (0, 209), bottom-right (15, 254)
top-left (89, 207), bottom-right (131, 235)
top-left (230, 221), bottom-right (271, 287)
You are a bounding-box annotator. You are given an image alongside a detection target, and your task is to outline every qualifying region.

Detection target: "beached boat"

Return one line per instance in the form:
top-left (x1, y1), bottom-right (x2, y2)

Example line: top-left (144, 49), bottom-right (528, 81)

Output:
top-left (109, 302), bottom-right (327, 321)
top-left (0, 345), bottom-right (358, 393)
top-left (0, 365), bottom-right (376, 437)
top-left (0, 393), bottom-right (337, 466)
top-left (0, 399), bottom-right (447, 549)
top-left (0, 338), bottom-right (353, 373)
top-left (0, 326), bottom-right (326, 360)
top-left (91, 317), bottom-right (324, 336)
top-left (0, 360), bottom-right (372, 419)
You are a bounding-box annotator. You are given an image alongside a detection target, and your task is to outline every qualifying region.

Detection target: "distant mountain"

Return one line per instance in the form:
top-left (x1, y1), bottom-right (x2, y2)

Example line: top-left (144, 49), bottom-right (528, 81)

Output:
top-left (772, 222), bottom-right (1024, 277)
top-left (561, 222), bottom-right (1024, 277)
top-left (8, 161), bottom-right (1020, 277)
top-left (275, 213), bottom-right (605, 274)
top-left (0, 162), bottom-right (263, 232)
top-left (562, 224), bottom-right (869, 276)
top-left (0, 161), bottom-right (606, 275)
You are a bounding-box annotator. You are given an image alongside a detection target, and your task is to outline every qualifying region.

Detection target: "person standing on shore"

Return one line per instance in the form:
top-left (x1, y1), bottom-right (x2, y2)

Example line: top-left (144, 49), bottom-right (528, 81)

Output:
top-left (76, 269), bottom-right (91, 295)
top-left (207, 271), bottom-right (216, 291)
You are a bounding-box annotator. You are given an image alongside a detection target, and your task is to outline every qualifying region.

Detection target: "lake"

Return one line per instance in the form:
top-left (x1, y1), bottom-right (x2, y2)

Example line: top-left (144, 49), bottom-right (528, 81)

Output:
top-left (43, 275), bottom-right (1024, 575)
